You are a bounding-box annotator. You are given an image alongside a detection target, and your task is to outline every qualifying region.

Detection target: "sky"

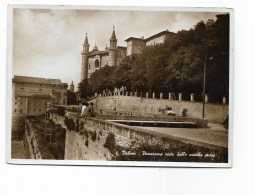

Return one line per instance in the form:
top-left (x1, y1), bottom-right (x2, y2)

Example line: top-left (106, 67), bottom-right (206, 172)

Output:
top-left (12, 7), bottom-right (222, 91)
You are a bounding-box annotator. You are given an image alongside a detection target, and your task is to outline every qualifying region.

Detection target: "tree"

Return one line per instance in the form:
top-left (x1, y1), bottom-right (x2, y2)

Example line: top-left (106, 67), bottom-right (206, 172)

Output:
top-left (67, 91), bottom-right (77, 105)
top-left (77, 14), bottom-right (230, 103)
top-left (78, 79), bottom-right (92, 99)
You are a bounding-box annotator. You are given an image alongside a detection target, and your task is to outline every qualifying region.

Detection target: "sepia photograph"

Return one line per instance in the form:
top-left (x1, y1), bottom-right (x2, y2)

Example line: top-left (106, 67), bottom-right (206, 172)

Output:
top-left (7, 5), bottom-right (232, 167)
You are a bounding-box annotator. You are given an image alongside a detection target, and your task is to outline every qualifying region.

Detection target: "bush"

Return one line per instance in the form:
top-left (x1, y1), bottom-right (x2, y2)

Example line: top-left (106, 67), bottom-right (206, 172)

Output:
top-left (99, 130), bottom-right (103, 136)
top-left (104, 132), bottom-right (116, 151)
top-left (85, 139), bottom-right (89, 147)
top-left (80, 122), bottom-right (84, 131)
top-left (75, 119), bottom-right (80, 132)
top-left (56, 106), bottom-right (65, 116)
top-left (91, 131), bottom-right (97, 141)
top-left (64, 117), bottom-right (76, 131)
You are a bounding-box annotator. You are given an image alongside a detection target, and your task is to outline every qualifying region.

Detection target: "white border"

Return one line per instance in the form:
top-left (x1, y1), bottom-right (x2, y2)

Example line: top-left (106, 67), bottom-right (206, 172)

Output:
top-left (6, 5), bottom-right (233, 168)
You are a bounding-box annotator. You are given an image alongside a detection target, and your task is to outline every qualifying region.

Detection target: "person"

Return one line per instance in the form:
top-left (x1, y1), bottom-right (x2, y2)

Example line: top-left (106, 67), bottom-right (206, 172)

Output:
top-left (77, 101), bottom-right (82, 112)
top-left (89, 102), bottom-right (95, 117)
top-left (80, 102), bottom-right (89, 116)
top-left (82, 102), bottom-right (95, 117)
top-left (166, 107), bottom-right (175, 115)
top-left (182, 108), bottom-right (188, 117)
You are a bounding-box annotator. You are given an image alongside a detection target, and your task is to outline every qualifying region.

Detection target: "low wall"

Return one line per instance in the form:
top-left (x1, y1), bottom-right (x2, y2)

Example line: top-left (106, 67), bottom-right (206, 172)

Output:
top-left (93, 96), bottom-right (228, 123)
top-left (51, 113), bottom-right (228, 162)
top-left (96, 115), bottom-right (207, 128)
top-left (23, 120), bottom-right (42, 159)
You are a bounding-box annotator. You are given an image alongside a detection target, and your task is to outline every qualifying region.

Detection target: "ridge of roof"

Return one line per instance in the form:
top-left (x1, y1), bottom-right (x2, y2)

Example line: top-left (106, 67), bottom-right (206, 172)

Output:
top-left (13, 75), bottom-right (63, 85)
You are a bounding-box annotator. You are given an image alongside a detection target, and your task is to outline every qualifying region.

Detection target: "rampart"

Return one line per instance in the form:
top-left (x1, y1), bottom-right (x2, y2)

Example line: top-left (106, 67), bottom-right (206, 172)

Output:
top-left (23, 119), bottom-right (42, 159)
top-left (51, 113), bottom-right (228, 162)
top-left (93, 96), bottom-right (228, 123)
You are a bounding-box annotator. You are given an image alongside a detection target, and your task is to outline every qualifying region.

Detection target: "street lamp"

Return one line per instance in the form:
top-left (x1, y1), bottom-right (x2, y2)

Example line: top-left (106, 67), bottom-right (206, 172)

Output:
top-left (202, 55), bottom-right (213, 118)
top-left (202, 52), bottom-right (226, 118)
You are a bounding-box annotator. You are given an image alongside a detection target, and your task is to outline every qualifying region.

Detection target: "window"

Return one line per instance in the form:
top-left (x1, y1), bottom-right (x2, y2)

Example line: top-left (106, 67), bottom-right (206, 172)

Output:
top-left (14, 109), bottom-right (16, 113)
top-left (15, 102), bottom-right (17, 105)
top-left (20, 109), bottom-right (22, 113)
top-left (95, 59), bottom-right (100, 68)
top-left (20, 103), bottom-right (23, 105)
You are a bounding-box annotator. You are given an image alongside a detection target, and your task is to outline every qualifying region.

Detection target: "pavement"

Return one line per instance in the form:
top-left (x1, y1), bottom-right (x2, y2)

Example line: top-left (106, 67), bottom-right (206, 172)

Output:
top-left (136, 123), bottom-right (228, 148)
top-left (11, 140), bottom-right (26, 159)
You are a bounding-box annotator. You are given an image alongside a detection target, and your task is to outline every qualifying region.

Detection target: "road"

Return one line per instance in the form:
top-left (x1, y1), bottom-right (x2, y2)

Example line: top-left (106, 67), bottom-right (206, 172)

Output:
top-left (136, 123), bottom-right (228, 148)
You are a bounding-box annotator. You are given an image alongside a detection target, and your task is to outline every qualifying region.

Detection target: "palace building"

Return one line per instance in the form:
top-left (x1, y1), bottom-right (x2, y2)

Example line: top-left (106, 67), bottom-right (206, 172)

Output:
top-left (80, 27), bottom-right (175, 81)
top-left (12, 75), bottom-right (68, 138)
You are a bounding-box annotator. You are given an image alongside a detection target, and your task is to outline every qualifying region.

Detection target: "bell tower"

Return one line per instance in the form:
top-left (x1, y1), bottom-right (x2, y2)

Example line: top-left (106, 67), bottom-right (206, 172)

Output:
top-left (108, 26), bottom-right (118, 66)
top-left (81, 33), bottom-right (90, 81)
top-left (70, 80), bottom-right (74, 92)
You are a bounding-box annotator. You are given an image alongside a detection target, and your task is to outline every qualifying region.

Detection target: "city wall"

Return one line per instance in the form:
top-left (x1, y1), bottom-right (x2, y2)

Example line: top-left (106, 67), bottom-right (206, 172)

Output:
top-left (94, 95), bottom-right (228, 123)
top-left (51, 113), bottom-right (227, 162)
top-left (22, 119), bottom-right (42, 159)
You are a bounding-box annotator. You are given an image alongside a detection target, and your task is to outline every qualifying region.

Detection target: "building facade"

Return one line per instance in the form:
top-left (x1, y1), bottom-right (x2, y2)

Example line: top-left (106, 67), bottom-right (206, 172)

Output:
top-left (12, 75), bottom-right (68, 138)
top-left (125, 30), bottom-right (175, 55)
top-left (81, 27), bottom-right (127, 81)
top-left (81, 28), bottom-right (175, 81)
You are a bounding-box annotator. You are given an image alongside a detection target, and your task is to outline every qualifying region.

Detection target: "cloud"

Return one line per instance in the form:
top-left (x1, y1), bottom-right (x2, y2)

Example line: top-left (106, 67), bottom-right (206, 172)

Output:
top-left (12, 8), bottom-right (222, 89)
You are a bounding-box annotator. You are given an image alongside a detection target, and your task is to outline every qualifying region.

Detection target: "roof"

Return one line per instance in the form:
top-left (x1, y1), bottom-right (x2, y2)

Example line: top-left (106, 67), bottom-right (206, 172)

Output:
top-left (13, 75), bottom-right (63, 85)
top-left (145, 30), bottom-right (175, 42)
top-left (89, 50), bottom-right (109, 57)
top-left (84, 33), bottom-right (89, 45)
top-left (110, 27), bottom-right (117, 40)
top-left (125, 37), bottom-right (145, 42)
top-left (117, 46), bottom-right (127, 49)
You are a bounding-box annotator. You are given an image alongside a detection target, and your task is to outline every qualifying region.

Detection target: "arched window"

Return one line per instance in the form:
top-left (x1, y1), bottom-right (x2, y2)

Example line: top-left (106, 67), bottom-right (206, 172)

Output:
top-left (95, 59), bottom-right (100, 68)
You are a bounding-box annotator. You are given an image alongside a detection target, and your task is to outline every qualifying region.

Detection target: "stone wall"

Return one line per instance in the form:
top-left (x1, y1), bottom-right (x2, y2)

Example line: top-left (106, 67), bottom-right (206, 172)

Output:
top-left (23, 120), bottom-right (42, 159)
top-left (94, 96), bottom-right (228, 123)
top-left (51, 113), bottom-right (227, 162)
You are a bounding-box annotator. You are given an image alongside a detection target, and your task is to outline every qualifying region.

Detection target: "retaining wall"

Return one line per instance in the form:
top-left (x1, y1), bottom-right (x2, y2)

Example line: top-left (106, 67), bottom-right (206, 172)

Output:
top-left (94, 96), bottom-right (228, 123)
top-left (23, 120), bottom-right (42, 159)
top-left (51, 113), bottom-right (228, 162)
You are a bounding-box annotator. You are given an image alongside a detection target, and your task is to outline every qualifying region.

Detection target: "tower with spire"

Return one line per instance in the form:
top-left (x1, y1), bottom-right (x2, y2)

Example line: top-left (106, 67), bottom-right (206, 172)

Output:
top-left (80, 26), bottom-right (127, 80)
top-left (70, 80), bottom-right (74, 92)
top-left (81, 33), bottom-right (90, 81)
top-left (108, 26), bottom-right (118, 67)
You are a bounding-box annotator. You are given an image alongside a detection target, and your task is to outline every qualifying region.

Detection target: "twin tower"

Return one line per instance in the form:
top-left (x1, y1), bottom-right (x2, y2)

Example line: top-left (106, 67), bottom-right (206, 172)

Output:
top-left (80, 27), bottom-right (119, 81)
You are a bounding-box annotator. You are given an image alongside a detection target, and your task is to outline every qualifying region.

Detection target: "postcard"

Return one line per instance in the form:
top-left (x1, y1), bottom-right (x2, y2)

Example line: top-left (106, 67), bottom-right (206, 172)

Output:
top-left (7, 5), bottom-right (233, 167)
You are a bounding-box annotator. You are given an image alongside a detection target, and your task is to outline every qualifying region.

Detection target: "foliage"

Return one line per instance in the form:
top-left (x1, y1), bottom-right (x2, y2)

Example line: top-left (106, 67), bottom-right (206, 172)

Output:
top-left (64, 117), bottom-right (76, 130)
top-left (85, 139), bottom-right (89, 147)
top-left (91, 130), bottom-right (97, 141)
top-left (104, 132), bottom-right (116, 152)
top-left (56, 106), bottom-right (65, 116)
top-left (78, 79), bottom-right (92, 99)
top-left (67, 91), bottom-right (77, 105)
top-left (78, 14), bottom-right (230, 103)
